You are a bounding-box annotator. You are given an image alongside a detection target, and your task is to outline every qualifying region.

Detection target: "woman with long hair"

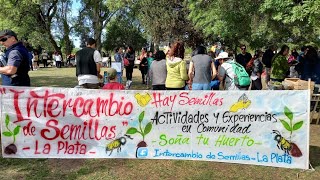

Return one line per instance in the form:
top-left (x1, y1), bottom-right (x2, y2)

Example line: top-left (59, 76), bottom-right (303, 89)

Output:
top-left (33, 51), bottom-right (39, 70)
top-left (270, 45), bottom-right (290, 82)
top-left (165, 41), bottom-right (189, 90)
top-left (188, 46), bottom-right (217, 90)
top-left (149, 50), bottom-right (167, 90)
top-left (124, 46), bottom-right (135, 83)
top-left (247, 50), bottom-right (263, 90)
top-left (139, 47), bottom-right (148, 84)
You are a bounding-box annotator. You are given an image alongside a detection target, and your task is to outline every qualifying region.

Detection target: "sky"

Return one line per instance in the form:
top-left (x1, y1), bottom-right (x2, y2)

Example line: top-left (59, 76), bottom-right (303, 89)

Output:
top-left (69, 1), bottom-right (109, 48)
top-left (71, 1), bottom-right (81, 48)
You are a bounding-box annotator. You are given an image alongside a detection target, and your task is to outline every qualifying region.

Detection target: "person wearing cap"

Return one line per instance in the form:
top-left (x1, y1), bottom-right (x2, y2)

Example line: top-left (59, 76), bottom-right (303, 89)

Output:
top-left (0, 29), bottom-right (30, 86)
top-left (102, 68), bottom-right (125, 90)
top-left (216, 52), bottom-right (240, 90)
top-left (75, 38), bottom-right (102, 89)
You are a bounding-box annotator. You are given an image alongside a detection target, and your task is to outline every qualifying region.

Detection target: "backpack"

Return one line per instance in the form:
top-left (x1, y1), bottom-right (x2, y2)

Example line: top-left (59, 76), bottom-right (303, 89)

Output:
top-left (227, 61), bottom-right (250, 87)
top-left (246, 58), bottom-right (255, 74)
top-left (123, 58), bottom-right (129, 66)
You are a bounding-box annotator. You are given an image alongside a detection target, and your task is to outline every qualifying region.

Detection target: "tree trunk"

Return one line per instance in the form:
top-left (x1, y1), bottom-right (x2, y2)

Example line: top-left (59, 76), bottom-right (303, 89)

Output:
top-left (92, 0), bottom-right (103, 51)
top-left (94, 27), bottom-right (102, 51)
top-left (150, 39), bottom-right (154, 52)
top-left (48, 31), bottom-right (61, 54)
top-left (63, 19), bottom-right (72, 56)
top-left (154, 38), bottom-right (160, 51)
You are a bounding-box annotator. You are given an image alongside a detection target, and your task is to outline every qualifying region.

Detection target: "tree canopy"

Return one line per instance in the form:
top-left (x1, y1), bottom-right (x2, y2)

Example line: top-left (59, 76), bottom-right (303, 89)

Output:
top-left (0, 0), bottom-right (319, 54)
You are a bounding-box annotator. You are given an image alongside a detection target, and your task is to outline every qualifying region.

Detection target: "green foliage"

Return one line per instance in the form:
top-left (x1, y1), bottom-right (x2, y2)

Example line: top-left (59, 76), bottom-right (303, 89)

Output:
top-left (2, 114), bottom-right (20, 143)
top-left (139, 111), bottom-right (145, 123)
top-left (0, 0), bottom-right (62, 52)
top-left (284, 106), bottom-right (293, 121)
top-left (103, 16), bottom-right (147, 51)
top-left (188, 0), bottom-right (320, 49)
top-left (76, 0), bottom-right (119, 50)
top-left (144, 122), bottom-right (152, 135)
top-left (188, 0), bottom-right (257, 49)
top-left (293, 121), bottom-right (304, 131)
top-left (280, 119), bottom-right (292, 131)
top-left (260, 0), bottom-right (320, 46)
top-left (126, 127), bottom-right (138, 135)
top-left (126, 111), bottom-right (153, 141)
top-left (108, 0), bottom-right (206, 48)
top-left (280, 106), bottom-right (304, 138)
top-left (2, 132), bottom-right (13, 137)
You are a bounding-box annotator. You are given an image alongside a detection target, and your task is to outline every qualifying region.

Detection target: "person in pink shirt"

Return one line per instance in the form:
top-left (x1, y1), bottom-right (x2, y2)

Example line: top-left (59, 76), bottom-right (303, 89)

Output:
top-left (102, 68), bottom-right (125, 90)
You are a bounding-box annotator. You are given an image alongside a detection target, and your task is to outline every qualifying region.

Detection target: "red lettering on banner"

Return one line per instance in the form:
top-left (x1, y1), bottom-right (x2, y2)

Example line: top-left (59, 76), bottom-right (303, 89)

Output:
top-left (179, 92), bottom-right (224, 106)
top-left (10, 89), bottom-right (30, 123)
top-left (72, 97), bottom-right (84, 117)
top-left (57, 141), bottom-right (87, 154)
top-left (62, 98), bottom-right (73, 116)
top-left (40, 119), bottom-right (117, 141)
top-left (47, 98), bottom-right (61, 117)
top-left (23, 121), bottom-right (36, 136)
top-left (28, 90), bottom-right (65, 118)
top-left (151, 92), bottom-right (177, 111)
top-left (35, 140), bottom-right (51, 154)
top-left (18, 90), bottom-right (133, 119)
top-left (41, 119), bottom-right (60, 140)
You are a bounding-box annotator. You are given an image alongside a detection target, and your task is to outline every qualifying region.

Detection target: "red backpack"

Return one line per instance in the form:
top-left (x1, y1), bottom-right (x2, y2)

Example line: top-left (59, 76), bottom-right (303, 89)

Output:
top-left (246, 58), bottom-right (255, 74)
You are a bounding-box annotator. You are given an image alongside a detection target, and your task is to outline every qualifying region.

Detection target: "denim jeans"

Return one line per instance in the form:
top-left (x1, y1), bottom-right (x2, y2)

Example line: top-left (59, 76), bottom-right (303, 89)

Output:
top-left (192, 83), bottom-right (211, 90)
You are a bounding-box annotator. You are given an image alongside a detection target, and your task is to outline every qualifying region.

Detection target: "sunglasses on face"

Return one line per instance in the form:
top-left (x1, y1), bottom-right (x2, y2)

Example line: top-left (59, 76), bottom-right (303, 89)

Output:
top-left (0, 36), bottom-right (9, 42)
top-left (241, 48), bottom-right (246, 50)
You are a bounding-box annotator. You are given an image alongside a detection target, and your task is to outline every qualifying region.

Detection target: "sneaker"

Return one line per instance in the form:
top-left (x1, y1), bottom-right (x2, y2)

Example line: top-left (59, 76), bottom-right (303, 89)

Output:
top-left (126, 80), bottom-right (132, 90)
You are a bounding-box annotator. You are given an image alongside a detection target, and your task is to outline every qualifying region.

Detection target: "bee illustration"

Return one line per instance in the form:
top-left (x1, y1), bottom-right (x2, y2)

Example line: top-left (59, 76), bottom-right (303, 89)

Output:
top-left (229, 93), bottom-right (251, 112)
top-left (106, 134), bottom-right (133, 156)
top-left (135, 93), bottom-right (151, 107)
top-left (272, 130), bottom-right (302, 157)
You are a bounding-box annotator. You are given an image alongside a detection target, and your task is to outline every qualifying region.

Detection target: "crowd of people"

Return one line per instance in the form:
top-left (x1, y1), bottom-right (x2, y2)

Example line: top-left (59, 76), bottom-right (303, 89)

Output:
top-left (109, 41), bottom-right (320, 91)
top-left (1, 28), bottom-right (320, 92)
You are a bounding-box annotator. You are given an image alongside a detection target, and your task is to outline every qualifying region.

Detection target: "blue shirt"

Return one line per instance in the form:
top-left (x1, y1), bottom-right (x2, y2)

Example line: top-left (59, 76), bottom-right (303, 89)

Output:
top-left (1, 42), bottom-right (30, 86)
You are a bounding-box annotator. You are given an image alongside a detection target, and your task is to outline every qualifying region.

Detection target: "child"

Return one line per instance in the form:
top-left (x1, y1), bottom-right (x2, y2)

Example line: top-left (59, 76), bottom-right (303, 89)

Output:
top-left (102, 68), bottom-right (125, 90)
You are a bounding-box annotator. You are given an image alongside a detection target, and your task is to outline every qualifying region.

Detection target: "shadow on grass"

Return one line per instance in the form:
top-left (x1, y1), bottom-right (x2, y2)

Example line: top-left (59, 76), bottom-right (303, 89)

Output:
top-left (310, 145), bottom-right (320, 168)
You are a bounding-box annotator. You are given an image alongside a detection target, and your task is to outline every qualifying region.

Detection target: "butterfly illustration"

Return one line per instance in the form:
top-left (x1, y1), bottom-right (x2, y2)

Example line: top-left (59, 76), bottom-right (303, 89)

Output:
top-left (229, 93), bottom-right (251, 112)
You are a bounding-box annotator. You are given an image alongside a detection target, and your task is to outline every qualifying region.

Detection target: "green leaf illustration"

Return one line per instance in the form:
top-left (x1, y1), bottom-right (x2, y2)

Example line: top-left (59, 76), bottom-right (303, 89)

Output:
top-left (139, 111), bottom-right (145, 123)
top-left (293, 121), bottom-right (304, 131)
top-left (126, 127), bottom-right (138, 135)
top-left (13, 126), bottom-right (20, 135)
top-left (280, 119), bottom-right (292, 131)
top-left (284, 106), bottom-right (293, 121)
top-left (144, 122), bottom-right (152, 135)
top-left (2, 131), bottom-right (13, 137)
top-left (5, 114), bottom-right (10, 126)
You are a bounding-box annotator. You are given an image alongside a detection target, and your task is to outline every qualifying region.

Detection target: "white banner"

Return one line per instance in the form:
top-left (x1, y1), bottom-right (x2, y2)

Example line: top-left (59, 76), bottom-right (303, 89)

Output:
top-left (0, 87), bottom-right (310, 169)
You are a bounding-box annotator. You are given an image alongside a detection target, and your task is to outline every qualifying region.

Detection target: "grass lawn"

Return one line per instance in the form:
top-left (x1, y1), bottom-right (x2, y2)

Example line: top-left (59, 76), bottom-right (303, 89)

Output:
top-left (0, 67), bottom-right (319, 180)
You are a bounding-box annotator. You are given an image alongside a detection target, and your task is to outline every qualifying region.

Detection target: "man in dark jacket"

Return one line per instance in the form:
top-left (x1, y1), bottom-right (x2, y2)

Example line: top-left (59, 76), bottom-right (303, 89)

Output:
top-left (262, 45), bottom-right (276, 85)
top-left (0, 29), bottom-right (30, 86)
top-left (236, 45), bottom-right (252, 69)
top-left (76, 38), bottom-right (102, 89)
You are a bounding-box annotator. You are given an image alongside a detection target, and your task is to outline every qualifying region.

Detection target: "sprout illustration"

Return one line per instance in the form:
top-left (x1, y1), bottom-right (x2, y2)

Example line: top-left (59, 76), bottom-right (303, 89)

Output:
top-left (2, 114), bottom-right (20, 154)
top-left (126, 111), bottom-right (152, 157)
top-left (279, 106), bottom-right (304, 140)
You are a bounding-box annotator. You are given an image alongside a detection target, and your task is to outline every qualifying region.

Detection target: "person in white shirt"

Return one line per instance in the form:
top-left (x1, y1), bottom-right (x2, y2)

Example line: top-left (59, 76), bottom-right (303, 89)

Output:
top-left (53, 52), bottom-right (62, 68)
top-left (217, 52), bottom-right (240, 90)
